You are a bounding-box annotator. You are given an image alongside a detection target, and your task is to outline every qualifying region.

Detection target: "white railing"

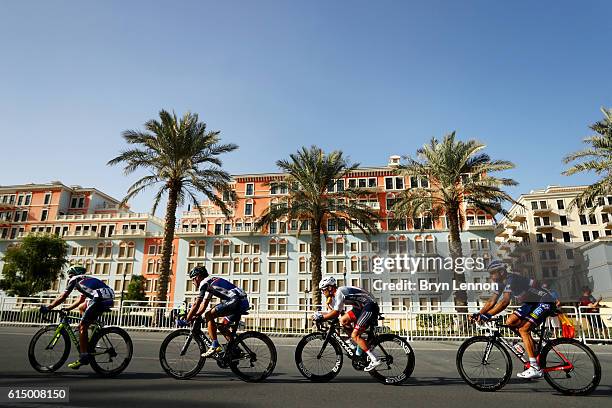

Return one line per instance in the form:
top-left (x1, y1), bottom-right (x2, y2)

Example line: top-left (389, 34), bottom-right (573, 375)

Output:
top-left (0, 297), bottom-right (609, 342)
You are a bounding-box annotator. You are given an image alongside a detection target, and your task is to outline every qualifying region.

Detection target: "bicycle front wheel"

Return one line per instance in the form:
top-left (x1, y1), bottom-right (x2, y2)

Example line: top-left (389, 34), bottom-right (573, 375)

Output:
top-left (294, 332), bottom-right (343, 382)
top-left (159, 329), bottom-right (206, 379)
top-left (228, 331), bottom-right (277, 382)
top-left (367, 334), bottom-right (415, 385)
top-left (456, 336), bottom-right (512, 392)
top-left (28, 325), bottom-right (71, 373)
top-left (541, 338), bottom-right (601, 395)
top-left (89, 326), bottom-right (133, 377)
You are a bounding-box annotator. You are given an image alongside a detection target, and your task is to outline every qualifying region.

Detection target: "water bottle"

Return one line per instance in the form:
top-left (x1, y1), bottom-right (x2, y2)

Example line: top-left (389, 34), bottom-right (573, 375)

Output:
top-left (512, 340), bottom-right (524, 355)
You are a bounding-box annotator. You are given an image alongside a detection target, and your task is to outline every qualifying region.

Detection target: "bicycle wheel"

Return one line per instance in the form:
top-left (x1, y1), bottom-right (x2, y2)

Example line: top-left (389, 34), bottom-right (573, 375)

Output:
top-left (540, 338), bottom-right (601, 395)
top-left (28, 325), bottom-right (71, 373)
top-left (456, 336), bottom-right (512, 392)
top-left (159, 329), bottom-right (206, 379)
top-left (228, 331), bottom-right (277, 382)
top-left (89, 327), bottom-right (133, 377)
top-left (367, 334), bottom-right (415, 385)
top-left (295, 332), bottom-right (343, 382)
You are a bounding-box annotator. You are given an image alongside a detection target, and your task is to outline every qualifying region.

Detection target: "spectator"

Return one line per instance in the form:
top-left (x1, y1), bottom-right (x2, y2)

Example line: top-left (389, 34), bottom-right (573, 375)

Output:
top-left (579, 287), bottom-right (604, 331)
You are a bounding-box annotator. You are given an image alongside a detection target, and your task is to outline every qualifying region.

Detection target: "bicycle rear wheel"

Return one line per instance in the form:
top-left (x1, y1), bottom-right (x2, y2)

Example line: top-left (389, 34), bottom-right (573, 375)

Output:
top-left (89, 326), bottom-right (133, 377)
top-left (159, 329), bottom-right (206, 379)
top-left (456, 336), bottom-right (512, 392)
top-left (367, 334), bottom-right (415, 385)
top-left (228, 331), bottom-right (277, 382)
top-left (541, 338), bottom-right (601, 395)
top-left (28, 325), bottom-right (71, 373)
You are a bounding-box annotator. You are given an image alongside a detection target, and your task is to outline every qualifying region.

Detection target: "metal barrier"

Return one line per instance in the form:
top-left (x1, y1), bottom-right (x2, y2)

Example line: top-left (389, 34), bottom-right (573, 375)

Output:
top-left (0, 297), bottom-right (609, 343)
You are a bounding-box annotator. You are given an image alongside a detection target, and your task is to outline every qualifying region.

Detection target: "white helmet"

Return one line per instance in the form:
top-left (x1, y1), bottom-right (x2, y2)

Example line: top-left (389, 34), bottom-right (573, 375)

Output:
top-left (319, 277), bottom-right (337, 290)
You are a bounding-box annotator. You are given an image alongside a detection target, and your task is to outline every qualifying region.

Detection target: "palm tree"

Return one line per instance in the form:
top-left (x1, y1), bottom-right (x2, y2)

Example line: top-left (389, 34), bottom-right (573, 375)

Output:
top-left (391, 132), bottom-right (518, 310)
top-left (108, 110), bottom-right (238, 302)
top-left (562, 107), bottom-right (612, 210)
top-left (255, 146), bottom-right (381, 305)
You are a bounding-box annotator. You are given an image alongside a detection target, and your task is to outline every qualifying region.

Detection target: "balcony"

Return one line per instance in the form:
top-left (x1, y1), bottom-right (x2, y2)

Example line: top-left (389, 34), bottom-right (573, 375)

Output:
top-left (0, 202), bottom-right (16, 210)
top-left (63, 230), bottom-right (100, 239)
top-left (230, 227), bottom-right (257, 237)
top-left (535, 223), bottom-right (555, 232)
top-left (510, 212), bottom-right (527, 222)
top-left (605, 221), bottom-right (612, 230)
top-left (56, 212), bottom-right (164, 224)
top-left (505, 221), bottom-right (520, 230)
top-left (112, 229), bottom-right (147, 238)
top-left (176, 227), bottom-right (209, 236)
top-left (466, 219), bottom-right (495, 231)
top-left (602, 204), bottom-right (612, 214)
top-left (533, 207), bottom-right (553, 216)
top-left (512, 225), bottom-right (530, 237)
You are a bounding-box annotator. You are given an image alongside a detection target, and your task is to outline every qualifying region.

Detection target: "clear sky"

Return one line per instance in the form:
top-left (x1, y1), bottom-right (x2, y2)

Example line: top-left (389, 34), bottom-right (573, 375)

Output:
top-left (1, 1), bottom-right (610, 215)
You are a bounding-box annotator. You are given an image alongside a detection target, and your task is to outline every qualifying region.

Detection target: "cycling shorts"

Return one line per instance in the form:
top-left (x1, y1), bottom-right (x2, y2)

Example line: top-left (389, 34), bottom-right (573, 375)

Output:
top-left (82, 298), bottom-right (113, 325)
top-left (514, 302), bottom-right (555, 326)
top-left (346, 302), bottom-right (379, 332)
top-left (214, 297), bottom-right (250, 324)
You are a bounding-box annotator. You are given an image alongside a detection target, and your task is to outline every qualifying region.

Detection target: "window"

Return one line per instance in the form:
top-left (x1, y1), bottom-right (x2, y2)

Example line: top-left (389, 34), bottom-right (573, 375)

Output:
top-left (560, 215), bottom-right (568, 226)
top-left (245, 183), bottom-right (254, 196)
top-left (245, 202), bottom-right (253, 216)
top-left (582, 231), bottom-right (590, 242)
top-left (563, 232), bottom-right (571, 242)
top-left (557, 199), bottom-right (564, 210)
top-left (41, 209), bottom-right (48, 221)
top-left (44, 193), bottom-right (51, 205)
top-left (579, 214), bottom-right (587, 225)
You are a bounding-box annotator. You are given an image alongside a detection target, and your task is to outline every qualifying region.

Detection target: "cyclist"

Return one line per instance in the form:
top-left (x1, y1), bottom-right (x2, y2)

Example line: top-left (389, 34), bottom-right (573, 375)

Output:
top-left (40, 265), bottom-right (115, 369)
top-left (313, 277), bottom-right (382, 372)
top-left (473, 260), bottom-right (556, 379)
top-left (185, 266), bottom-right (249, 357)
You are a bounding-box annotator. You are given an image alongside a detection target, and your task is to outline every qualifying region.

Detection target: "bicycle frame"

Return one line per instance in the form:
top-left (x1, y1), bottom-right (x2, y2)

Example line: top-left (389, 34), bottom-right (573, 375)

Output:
top-left (43, 311), bottom-right (105, 357)
top-left (479, 320), bottom-right (574, 373)
top-left (315, 319), bottom-right (388, 362)
top-left (181, 317), bottom-right (255, 363)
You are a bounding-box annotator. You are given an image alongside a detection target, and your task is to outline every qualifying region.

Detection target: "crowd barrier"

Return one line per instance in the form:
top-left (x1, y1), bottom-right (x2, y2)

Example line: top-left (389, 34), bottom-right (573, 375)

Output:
top-left (0, 296), bottom-right (610, 343)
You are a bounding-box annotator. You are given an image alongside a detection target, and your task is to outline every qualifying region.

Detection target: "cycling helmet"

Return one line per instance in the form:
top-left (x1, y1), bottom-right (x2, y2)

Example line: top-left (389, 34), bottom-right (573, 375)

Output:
top-left (486, 260), bottom-right (507, 274)
top-left (67, 265), bottom-right (86, 277)
top-left (189, 265), bottom-right (209, 279)
top-left (319, 276), bottom-right (337, 290)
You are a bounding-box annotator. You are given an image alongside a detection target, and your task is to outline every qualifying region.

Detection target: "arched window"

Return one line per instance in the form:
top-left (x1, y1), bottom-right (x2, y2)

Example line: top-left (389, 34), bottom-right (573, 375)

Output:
top-left (197, 240), bottom-right (206, 257)
top-left (351, 256), bottom-right (359, 272)
top-left (269, 239), bottom-right (278, 256)
top-left (325, 237), bottom-right (334, 255)
top-left (243, 258), bottom-right (250, 273)
top-left (299, 256), bottom-right (308, 273)
top-left (222, 240), bottom-right (231, 257)
top-left (233, 258), bottom-right (241, 273)
top-left (252, 257), bottom-right (261, 273)
top-left (414, 236), bottom-right (424, 254)
top-left (278, 239), bottom-right (287, 256)
top-left (188, 241), bottom-right (196, 257)
top-left (213, 240), bottom-right (221, 257)
top-left (335, 237), bottom-right (344, 255)
top-left (387, 236), bottom-right (397, 255)
top-left (398, 235), bottom-right (407, 254)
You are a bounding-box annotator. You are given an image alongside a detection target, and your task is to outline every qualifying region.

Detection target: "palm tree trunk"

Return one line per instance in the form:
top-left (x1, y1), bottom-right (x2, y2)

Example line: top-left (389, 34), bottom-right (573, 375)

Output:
top-left (158, 185), bottom-right (179, 304)
top-left (310, 219), bottom-right (322, 306)
top-left (447, 205), bottom-right (468, 313)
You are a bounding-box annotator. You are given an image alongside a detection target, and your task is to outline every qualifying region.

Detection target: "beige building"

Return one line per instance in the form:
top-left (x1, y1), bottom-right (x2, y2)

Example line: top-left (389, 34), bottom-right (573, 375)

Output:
top-left (496, 185), bottom-right (612, 300)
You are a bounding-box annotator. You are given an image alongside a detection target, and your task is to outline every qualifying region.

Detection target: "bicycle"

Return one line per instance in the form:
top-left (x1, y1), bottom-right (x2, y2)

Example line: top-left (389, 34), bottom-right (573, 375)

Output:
top-left (28, 309), bottom-right (133, 377)
top-left (456, 316), bottom-right (601, 395)
top-left (159, 315), bottom-right (277, 382)
top-left (294, 315), bottom-right (415, 385)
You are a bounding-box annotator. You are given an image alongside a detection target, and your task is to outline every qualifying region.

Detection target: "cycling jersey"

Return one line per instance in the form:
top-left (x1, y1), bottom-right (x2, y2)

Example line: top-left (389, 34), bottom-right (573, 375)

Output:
top-left (197, 276), bottom-right (247, 301)
top-left (330, 286), bottom-right (376, 312)
top-left (65, 275), bottom-right (115, 301)
top-left (495, 272), bottom-right (554, 303)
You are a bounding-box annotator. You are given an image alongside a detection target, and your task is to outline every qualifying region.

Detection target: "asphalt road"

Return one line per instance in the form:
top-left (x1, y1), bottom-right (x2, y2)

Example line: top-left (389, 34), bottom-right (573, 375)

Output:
top-left (0, 326), bottom-right (610, 408)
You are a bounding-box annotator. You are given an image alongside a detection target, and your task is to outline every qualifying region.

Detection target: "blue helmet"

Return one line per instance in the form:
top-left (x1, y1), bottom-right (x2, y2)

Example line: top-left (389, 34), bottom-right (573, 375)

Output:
top-left (189, 265), bottom-right (208, 279)
top-left (486, 260), bottom-right (507, 274)
top-left (67, 265), bottom-right (86, 277)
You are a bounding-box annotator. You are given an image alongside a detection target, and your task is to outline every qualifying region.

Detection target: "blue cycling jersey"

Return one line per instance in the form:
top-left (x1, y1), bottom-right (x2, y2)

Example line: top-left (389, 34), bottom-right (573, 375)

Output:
top-left (495, 272), bottom-right (554, 303)
top-left (197, 276), bottom-right (246, 301)
top-left (65, 275), bottom-right (114, 300)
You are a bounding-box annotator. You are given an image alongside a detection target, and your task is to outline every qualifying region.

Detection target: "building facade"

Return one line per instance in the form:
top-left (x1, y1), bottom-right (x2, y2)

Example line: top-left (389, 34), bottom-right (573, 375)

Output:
top-left (1, 159), bottom-right (498, 311)
top-left (495, 185), bottom-right (612, 300)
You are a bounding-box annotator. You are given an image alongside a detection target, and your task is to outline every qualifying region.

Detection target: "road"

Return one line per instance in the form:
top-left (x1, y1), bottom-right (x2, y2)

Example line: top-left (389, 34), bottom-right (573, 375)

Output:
top-left (0, 326), bottom-right (610, 408)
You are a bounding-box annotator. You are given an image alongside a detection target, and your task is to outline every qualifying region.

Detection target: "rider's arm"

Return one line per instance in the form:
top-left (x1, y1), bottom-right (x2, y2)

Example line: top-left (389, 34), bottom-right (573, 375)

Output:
top-left (47, 291), bottom-right (69, 309)
top-left (197, 295), bottom-right (212, 316)
top-left (186, 297), bottom-right (202, 322)
top-left (486, 291), bottom-right (511, 316)
top-left (63, 294), bottom-right (86, 311)
top-left (322, 309), bottom-right (340, 320)
top-left (477, 292), bottom-right (499, 315)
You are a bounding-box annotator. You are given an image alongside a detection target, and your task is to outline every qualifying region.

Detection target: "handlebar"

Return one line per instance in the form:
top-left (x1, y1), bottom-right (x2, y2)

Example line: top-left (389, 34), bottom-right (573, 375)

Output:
top-left (40, 309), bottom-right (80, 323)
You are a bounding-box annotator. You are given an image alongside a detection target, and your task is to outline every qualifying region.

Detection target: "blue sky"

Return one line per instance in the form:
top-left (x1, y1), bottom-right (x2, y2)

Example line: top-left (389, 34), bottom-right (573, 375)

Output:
top-left (1, 1), bottom-right (610, 214)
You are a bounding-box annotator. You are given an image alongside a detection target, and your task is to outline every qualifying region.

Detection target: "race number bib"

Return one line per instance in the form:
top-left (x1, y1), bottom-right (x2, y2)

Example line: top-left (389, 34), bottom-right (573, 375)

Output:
top-left (94, 288), bottom-right (115, 299)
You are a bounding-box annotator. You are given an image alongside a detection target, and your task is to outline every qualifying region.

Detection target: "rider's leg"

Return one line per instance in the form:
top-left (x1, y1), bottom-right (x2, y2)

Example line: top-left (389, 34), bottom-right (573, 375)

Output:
top-left (205, 308), bottom-right (219, 342)
top-left (340, 312), bottom-right (355, 336)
